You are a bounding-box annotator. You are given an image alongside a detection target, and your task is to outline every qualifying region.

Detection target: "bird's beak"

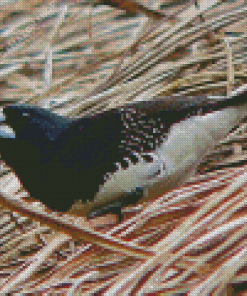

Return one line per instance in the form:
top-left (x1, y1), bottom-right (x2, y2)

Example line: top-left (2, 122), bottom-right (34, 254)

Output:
top-left (0, 108), bottom-right (15, 138)
top-left (0, 125), bottom-right (15, 138)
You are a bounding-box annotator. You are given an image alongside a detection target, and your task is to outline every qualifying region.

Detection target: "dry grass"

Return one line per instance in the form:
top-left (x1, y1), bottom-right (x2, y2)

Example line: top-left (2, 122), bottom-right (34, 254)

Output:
top-left (0, 0), bottom-right (247, 294)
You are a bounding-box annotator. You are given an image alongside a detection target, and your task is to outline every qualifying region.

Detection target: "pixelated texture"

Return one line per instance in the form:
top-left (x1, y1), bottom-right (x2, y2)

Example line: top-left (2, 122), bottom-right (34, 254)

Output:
top-left (1, 93), bottom-right (247, 219)
top-left (1, 0), bottom-right (247, 294)
top-left (0, 98), bottom-right (215, 214)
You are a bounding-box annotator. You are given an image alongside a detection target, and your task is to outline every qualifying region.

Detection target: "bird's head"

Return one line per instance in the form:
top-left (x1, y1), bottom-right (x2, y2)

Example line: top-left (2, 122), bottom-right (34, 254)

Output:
top-left (2, 105), bottom-right (36, 138)
top-left (0, 104), bottom-right (72, 141)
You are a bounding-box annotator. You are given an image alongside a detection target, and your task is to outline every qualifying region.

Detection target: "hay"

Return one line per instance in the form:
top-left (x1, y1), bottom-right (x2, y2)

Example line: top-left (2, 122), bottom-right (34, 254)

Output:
top-left (0, 0), bottom-right (247, 293)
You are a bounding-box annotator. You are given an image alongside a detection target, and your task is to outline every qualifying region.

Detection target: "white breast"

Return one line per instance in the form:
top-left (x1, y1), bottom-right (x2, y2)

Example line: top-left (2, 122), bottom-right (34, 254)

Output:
top-left (145, 104), bottom-right (247, 198)
top-left (95, 104), bottom-right (247, 204)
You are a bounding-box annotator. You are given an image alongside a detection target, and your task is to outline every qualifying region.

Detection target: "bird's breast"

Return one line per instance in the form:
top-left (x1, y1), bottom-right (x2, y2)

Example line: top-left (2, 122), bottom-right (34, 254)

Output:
top-left (97, 104), bottom-right (247, 204)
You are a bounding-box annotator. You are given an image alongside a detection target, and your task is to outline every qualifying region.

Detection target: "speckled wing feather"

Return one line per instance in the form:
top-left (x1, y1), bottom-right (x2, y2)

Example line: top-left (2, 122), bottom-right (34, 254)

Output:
top-left (89, 91), bottom-right (247, 216)
top-left (2, 90), bottom-right (247, 217)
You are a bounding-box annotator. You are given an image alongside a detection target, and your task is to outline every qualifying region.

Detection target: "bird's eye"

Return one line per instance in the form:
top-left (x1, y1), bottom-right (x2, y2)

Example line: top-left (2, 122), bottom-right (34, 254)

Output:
top-left (22, 112), bottom-right (30, 117)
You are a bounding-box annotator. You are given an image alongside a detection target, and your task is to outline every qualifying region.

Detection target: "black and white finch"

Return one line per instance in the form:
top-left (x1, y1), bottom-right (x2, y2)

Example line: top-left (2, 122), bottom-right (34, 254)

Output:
top-left (1, 85), bottom-right (247, 218)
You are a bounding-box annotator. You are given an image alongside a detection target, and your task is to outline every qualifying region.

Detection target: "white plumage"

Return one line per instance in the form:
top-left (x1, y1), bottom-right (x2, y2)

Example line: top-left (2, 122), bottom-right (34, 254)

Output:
top-left (95, 90), bottom-right (247, 207)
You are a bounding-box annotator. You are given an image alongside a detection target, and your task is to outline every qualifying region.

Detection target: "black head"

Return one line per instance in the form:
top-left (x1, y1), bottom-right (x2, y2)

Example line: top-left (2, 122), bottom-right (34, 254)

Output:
top-left (3, 104), bottom-right (72, 142)
top-left (3, 105), bottom-right (37, 139)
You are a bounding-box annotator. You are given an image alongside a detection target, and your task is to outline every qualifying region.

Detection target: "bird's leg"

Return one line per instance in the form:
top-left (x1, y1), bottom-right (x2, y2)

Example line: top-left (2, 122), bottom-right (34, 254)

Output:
top-left (69, 187), bottom-right (144, 222)
top-left (68, 199), bottom-right (123, 221)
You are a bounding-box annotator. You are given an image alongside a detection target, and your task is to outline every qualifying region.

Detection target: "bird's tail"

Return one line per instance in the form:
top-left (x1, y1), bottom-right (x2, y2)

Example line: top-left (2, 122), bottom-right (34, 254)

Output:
top-left (208, 83), bottom-right (247, 109)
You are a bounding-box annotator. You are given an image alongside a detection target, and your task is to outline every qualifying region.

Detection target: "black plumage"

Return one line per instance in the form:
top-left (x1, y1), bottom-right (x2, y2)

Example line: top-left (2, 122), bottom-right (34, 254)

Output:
top-left (1, 93), bottom-right (247, 218)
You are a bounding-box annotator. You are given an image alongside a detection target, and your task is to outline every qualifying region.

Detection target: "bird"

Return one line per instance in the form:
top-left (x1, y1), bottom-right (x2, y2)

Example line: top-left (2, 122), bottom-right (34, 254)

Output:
top-left (1, 86), bottom-right (247, 219)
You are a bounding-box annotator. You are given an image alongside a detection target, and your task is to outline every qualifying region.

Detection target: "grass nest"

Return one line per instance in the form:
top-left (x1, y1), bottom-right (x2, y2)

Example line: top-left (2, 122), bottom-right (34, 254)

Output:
top-left (1, 0), bottom-right (247, 294)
